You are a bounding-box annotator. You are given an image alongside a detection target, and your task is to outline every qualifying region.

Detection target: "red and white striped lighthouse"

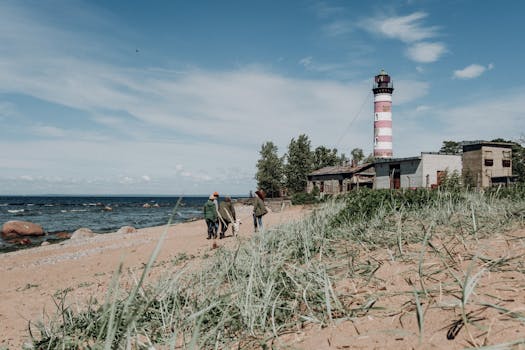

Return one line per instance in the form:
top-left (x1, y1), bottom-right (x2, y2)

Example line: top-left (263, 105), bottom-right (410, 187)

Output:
top-left (372, 69), bottom-right (394, 158)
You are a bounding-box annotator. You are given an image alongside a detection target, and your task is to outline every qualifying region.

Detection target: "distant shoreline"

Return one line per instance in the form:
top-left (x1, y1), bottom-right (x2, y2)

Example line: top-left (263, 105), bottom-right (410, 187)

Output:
top-left (0, 196), bottom-right (251, 254)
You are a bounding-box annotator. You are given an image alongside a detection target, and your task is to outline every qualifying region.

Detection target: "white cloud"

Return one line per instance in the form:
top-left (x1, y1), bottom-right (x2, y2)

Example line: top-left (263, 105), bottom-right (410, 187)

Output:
top-left (299, 56), bottom-right (313, 67)
top-left (362, 12), bottom-right (439, 43)
top-left (360, 12), bottom-right (445, 64)
top-left (415, 66), bottom-right (424, 73)
top-left (297, 56), bottom-right (353, 76)
top-left (406, 42), bottom-right (446, 63)
top-left (453, 63), bottom-right (494, 79)
top-left (31, 125), bottom-right (66, 138)
top-left (394, 80), bottom-right (429, 104)
top-left (141, 175), bottom-right (151, 182)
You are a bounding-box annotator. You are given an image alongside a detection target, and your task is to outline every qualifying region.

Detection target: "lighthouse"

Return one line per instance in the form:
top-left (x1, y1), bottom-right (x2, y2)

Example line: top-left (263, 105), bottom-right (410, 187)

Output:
top-left (372, 69), bottom-right (394, 158)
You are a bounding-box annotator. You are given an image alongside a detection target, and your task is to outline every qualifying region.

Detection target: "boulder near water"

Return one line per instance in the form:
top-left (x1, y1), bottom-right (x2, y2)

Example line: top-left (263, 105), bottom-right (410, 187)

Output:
top-left (55, 232), bottom-right (72, 239)
top-left (116, 226), bottom-right (137, 234)
top-left (71, 228), bottom-right (95, 240)
top-left (1, 221), bottom-right (44, 239)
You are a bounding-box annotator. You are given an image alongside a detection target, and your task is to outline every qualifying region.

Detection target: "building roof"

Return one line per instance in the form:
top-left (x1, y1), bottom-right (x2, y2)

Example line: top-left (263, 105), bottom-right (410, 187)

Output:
top-left (463, 141), bottom-right (514, 152)
top-left (373, 152), bottom-right (461, 165)
top-left (373, 156), bottom-right (420, 164)
top-left (308, 163), bottom-right (374, 176)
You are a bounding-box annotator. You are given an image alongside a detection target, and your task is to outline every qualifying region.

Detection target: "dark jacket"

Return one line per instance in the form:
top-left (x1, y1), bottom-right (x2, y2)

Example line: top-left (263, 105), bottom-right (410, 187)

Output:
top-left (203, 200), bottom-right (218, 221)
top-left (219, 201), bottom-right (236, 223)
top-left (253, 196), bottom-right (268, 217)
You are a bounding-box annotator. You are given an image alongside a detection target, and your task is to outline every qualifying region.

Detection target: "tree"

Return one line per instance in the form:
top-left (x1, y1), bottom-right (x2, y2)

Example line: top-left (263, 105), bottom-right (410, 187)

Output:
top-left (440, 140), bottom-right (462, 154)
top-left (351, 148), bottom-right (365, 165)
top-left (363, 153), bottom-right (376, 164)
top-left (312, 146), bottom-right (339, 170)
top-left (339, 153), bottom-right (349, 165)
top-left (255, 142), bottom-right (284, 198)
top-left (285, 134), bottom-right (313, 194)
top-left (491, 138), bottom-right (525, 183)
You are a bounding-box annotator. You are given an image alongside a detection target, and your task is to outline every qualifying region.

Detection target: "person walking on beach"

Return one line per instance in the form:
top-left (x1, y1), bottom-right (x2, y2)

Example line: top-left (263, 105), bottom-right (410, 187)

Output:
top-left (253, 190), bottom-right (268, 232)
top-left (203, 195), bottom-right (218, 239)
top-left (213, 191), bottom-right (220, 234)
top-left (218, 196), bottom-right (236, 239)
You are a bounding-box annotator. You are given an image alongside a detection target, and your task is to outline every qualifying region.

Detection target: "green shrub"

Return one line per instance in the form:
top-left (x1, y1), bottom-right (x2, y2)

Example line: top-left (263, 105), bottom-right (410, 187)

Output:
top-left (330, 188), bottom-right (467, 227)
top-left (291, 191), bottom-right (319, 205)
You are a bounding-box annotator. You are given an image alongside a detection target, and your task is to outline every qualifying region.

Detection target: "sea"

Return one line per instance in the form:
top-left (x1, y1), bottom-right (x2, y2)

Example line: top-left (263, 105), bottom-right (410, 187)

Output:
top-left (0, 195), bottom-right (230, 253)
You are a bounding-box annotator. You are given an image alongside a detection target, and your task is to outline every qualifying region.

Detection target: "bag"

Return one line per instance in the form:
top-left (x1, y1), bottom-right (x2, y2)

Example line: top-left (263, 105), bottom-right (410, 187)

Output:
top-left (232, 218), bottom-right (241, 236)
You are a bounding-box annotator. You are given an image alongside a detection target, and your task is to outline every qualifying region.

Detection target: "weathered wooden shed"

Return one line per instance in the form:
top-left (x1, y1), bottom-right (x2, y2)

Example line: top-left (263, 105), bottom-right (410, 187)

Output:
top-left (306, 163), bottom-right (375, 195)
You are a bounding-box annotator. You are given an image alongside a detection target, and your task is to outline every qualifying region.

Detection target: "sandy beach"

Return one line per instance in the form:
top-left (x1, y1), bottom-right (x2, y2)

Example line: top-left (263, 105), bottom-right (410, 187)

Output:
top-left (0, 204), bottom-right (308, 348)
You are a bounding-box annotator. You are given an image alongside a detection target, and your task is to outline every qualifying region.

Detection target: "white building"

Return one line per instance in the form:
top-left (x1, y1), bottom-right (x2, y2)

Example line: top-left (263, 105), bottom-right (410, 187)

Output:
top-left (374, 152), bottom-right (462, 189)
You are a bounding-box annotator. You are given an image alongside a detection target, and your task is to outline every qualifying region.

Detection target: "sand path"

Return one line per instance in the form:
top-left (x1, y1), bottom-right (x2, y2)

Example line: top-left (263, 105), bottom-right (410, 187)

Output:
top-left (0, 204), bottom-right (307, 348)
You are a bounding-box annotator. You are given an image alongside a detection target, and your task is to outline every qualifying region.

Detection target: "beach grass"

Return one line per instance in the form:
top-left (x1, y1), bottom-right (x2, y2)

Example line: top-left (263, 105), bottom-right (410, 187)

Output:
top-left (30, 185), bottom-right (525, 349)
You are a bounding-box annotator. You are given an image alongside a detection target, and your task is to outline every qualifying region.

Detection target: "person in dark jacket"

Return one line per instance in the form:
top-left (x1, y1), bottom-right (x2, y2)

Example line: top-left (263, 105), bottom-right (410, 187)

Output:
top-left (213, 191), bottom-right (220, 234)
top-left (203, 195), bottom-right (218, 239)
top-left (253, 190), bottom-right (268, 232)
top-left (218, 196), bottom-right (236, 239)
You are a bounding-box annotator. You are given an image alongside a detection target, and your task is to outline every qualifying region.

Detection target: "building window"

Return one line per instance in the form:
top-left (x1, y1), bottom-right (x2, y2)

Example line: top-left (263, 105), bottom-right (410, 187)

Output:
top-left (503, 150), bottom-right (511, 159)
top-left (319, 181), bottom-right (324, 192)
top-left (375, 113), bottom-right (378, 121)
top-left (485, 159), bottom-right (494, 166)
top-left (502, 159), bottom-right (511, 167)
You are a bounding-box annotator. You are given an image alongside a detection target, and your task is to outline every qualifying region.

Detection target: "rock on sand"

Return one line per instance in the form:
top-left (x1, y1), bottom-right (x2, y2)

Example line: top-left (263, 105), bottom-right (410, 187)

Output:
top-left (116, 226), bottom-right (137, 234)
top-left (71, 228), bottom-right (96, 240)
top-left (1, 220), bottom-right (44, 239)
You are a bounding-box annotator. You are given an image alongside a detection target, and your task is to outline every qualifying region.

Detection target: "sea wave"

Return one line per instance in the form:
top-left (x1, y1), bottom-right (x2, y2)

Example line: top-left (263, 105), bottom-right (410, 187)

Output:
top-left (7, 209), bottom-right (25, 214)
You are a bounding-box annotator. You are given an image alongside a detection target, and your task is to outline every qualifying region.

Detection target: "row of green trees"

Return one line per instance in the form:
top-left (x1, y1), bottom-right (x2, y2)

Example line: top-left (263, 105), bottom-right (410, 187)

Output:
top-left (255, 134), bottom-right (365, 197)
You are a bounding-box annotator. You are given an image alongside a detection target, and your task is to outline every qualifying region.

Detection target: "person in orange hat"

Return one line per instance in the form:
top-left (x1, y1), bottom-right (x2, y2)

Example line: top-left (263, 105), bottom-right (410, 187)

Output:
top-left (203, 194), bottom-right (218, 239)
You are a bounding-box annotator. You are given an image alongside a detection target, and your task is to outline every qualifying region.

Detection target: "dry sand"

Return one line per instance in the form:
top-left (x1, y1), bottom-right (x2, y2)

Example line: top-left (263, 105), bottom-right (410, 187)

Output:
top-left (0, 204), bottom-right (307, 348)
top-left (1, 204), bottom-right (524, 349)
top-left (278, 227), bottom-right (525, 350)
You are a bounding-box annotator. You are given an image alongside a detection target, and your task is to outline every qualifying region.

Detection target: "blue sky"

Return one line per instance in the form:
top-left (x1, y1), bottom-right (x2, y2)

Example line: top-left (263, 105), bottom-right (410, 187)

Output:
top-left (0, 0), bottom-right (523, 195)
